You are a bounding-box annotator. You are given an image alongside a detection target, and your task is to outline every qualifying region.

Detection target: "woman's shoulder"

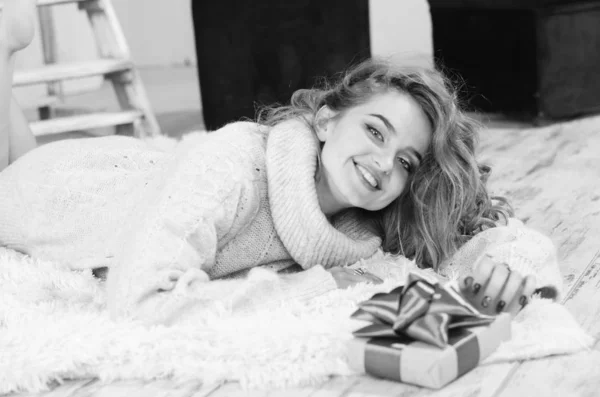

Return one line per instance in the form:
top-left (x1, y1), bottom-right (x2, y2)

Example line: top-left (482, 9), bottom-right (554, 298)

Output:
top-left (172, 122), bottom-right (269, 180)
top-left (210, 121), bottom-right (266, 141)
top-left (180, 121), bottom-right (267, 151)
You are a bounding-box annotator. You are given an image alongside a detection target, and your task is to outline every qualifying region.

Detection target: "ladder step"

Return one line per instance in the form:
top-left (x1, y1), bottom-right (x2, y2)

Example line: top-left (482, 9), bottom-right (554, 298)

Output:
top-left (0, 0), bottom-right (88, 9)
top-left (30, 110), bottom-right (143, 136)
top-left (19, 94), bottom-right (60, 110)
top-left (37, 0), bottom-right (88, 5)
top-left (13, 59), bottom-right (132, 87)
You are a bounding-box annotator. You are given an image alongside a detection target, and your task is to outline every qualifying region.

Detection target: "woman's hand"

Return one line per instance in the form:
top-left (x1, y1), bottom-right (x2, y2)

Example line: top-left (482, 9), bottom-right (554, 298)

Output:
top-left (458, 254), bottom-right (536, 317)
top-left (328, 267), bottom-right (384, 289)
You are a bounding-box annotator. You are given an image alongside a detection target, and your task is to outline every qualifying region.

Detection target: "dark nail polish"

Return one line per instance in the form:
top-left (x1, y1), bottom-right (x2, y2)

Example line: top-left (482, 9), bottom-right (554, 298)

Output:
top-left (473, 283), bottom-right (481, 294)
top-left (481, 296), bottom-right (491, 308)
top-left (496, 300), bottom-right (506, 313)
top-left (464, 276), bottom-right (474, 287)
top-left (519, 295), bottom-right (528, 307)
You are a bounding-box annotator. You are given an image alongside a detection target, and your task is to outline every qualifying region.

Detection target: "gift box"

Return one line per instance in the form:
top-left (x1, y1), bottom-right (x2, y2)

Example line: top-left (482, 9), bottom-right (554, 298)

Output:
top-left (347, 272), bottom-right (512, 389)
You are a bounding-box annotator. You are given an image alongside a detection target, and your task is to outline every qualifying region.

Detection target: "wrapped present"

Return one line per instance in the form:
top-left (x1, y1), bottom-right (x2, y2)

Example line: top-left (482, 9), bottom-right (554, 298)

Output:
top-left (347, 272), bottom-right (512, 389)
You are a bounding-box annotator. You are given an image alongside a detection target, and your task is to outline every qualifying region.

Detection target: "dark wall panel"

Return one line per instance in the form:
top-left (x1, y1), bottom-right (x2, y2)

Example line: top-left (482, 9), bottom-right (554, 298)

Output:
top-left (191, 0), bottom-right (370, 130)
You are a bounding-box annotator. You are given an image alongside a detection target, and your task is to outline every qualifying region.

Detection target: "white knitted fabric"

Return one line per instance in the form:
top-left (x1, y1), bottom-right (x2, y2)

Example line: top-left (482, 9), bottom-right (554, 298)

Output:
top-left (0, 135), bottom-right (167, 268)
top-left (266, 120), bottom-right (381, 268)
top-left (0, 120), bottom-right (381, 325)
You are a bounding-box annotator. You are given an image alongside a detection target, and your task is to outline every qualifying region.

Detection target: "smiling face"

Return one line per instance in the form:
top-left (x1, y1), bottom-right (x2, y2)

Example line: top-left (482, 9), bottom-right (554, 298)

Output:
top-left (314, 90), bottom-right (433, 215)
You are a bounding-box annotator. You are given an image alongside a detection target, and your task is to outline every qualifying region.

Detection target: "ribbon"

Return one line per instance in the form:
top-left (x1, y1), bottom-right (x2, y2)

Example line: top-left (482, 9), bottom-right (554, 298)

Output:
top-left (351, 272), bottom-right (494, 348)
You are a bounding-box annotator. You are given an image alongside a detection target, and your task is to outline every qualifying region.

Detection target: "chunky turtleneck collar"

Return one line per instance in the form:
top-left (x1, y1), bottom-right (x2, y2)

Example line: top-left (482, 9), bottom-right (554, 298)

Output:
top-left (265, 119), bottom-right (381, 269)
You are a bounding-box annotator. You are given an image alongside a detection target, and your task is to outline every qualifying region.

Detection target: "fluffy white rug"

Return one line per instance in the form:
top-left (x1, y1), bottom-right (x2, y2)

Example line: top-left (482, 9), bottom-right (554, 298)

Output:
top-left (0, 248), bottom-right (592, 394)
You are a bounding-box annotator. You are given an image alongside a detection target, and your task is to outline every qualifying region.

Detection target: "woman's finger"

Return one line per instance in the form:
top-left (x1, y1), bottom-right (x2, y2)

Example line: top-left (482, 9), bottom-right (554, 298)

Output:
top-left (495, 269), bottom-right (523, 314)
top-left (347, 272), bottom-right (382, 285)
top-left (478, 263), bottom-right (510, 315)
top-left (505, 275), bottom-right (537, 316)
top-left (332, 268), bottom-right (383, 288)
top-left (465, 254), bottom-right (497, 313)
top-left (458, 274), bottom-right (474, 295)
top-left (470, 254), bottom-right (496, 297)
top-left (345, 268), bottom-right (383, 284)
top-left (363, 271), bottom-right (383, 284)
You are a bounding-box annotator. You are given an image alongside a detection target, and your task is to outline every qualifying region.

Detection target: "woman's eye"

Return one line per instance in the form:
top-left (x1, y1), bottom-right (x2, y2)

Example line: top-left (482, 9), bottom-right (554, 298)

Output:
top-left (398, 157), bottom-right (412, 172)
top-left (367, 126), bottom-right (383, 141)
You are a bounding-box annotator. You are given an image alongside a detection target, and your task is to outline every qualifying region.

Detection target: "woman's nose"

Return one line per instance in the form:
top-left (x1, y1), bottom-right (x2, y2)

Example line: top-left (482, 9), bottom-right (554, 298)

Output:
top-left (374, 152), bottom-right (395, 174)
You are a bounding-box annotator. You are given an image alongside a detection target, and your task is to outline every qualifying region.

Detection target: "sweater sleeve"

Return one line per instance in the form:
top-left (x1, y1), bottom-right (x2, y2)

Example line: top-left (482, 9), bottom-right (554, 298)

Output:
top-left (444, 218), bottom-right (564, 300)
top-left (107, 125), bottom-right (263, 324)
top-left (165, 265), bottom-right (339, 326)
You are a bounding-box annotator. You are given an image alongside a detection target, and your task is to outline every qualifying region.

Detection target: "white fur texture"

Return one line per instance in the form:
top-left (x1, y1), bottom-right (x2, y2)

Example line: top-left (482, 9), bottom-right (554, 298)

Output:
top-left (0, 248), bottom-right (591, 394)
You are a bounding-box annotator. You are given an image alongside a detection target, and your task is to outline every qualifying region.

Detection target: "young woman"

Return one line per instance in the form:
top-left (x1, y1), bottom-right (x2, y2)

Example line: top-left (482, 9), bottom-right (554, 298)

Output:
top-left (0, 0), bottom-right (562, 326)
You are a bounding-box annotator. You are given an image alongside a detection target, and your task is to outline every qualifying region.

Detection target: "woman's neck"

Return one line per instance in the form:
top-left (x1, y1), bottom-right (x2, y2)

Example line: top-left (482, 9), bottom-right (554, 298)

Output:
top-left (314, 163), bottom-right (347, 217)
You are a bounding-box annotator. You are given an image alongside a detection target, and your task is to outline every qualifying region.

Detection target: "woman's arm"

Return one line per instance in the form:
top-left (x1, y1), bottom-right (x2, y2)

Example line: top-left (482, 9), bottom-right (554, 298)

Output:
top-left (107, 126), bottom-right (262, 325)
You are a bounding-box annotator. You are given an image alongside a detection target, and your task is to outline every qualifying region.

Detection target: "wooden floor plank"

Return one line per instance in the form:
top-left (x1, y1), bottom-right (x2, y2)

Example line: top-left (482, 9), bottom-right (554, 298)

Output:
top-left (412, 364), bottom-right (516, 397)
top-left (188, 383), bottom-right (223, 397)
top-left (202, 378), bottom-right (359, 397)
top-left (307, 376), bottom-right (360, 397)
top-left (68, 379), bottom-right (203, 397)
top-left (204, 382), bottom-right (268, 397)
top-left (334, 375), bottom-right (420, 397)
top-left (14, 380), bottom-right (96, 397)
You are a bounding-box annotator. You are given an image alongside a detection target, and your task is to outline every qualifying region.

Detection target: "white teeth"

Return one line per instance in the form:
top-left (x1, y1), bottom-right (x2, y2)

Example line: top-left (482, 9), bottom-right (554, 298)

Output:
top-left (356, 164), bottom-right (378, 188)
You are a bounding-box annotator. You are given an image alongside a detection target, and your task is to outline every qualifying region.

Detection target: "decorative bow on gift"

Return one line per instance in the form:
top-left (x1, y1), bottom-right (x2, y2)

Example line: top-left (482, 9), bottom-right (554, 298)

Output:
top-left (351, 272), bottom-right (495, 348)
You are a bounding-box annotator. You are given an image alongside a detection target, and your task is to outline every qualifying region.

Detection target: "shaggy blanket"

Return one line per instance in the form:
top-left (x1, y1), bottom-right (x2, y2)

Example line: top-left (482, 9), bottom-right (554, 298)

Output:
top-left (0, 248), bottom-right (592, 394)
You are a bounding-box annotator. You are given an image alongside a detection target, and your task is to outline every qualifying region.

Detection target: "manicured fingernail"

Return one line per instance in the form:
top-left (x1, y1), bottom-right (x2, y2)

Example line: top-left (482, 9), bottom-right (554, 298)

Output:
top-left (496, 300), bottom-right (506, 312)
top-left (519, 295), bottom-right (528, 307)
top-left (463, 276), bottom-right (474, 287)
top-left (481, 296), bottom-right (491, 308)
top-left (473, 283), bottom-right (481, 294)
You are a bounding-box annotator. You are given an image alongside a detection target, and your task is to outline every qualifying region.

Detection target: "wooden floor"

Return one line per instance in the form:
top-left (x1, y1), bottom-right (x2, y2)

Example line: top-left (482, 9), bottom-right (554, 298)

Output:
top-left (12, 113), bottom-right (600, 397)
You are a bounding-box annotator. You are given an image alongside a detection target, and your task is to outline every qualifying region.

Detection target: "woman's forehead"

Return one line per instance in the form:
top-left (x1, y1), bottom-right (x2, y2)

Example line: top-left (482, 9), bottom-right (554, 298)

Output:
top-left (356, 92), bottom-right (431, 127)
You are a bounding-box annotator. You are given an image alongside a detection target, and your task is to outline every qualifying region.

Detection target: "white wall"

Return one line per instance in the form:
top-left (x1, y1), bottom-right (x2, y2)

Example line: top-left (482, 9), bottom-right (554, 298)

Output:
top-left (111, 0), bottom-right (197, 67)
top-left (369, 0), bottom-right (433, 67)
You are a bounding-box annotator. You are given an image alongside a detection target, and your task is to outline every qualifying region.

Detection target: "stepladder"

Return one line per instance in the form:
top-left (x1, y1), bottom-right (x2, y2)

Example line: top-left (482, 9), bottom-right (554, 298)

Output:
top-left (7, 0), bottom-right (162, 139)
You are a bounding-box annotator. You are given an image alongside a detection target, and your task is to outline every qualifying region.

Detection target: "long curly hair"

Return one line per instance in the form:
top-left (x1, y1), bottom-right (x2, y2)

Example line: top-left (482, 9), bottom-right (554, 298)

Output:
top-left (257, 58), bottom-right (513, 270)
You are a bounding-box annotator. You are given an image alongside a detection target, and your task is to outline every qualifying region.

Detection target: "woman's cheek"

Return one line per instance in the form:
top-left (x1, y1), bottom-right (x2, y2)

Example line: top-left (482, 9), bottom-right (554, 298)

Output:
top-left (390, 177), bottom-right (407, 199)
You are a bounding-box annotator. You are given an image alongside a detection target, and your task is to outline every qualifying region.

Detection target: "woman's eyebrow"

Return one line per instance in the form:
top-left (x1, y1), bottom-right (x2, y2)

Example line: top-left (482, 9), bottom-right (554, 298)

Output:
top-left (368, 113), bottom-right (396, 134)
top-left (407, 148), bottom-right (423, 164)
top-left (369, 113), bottom-right (423, 163)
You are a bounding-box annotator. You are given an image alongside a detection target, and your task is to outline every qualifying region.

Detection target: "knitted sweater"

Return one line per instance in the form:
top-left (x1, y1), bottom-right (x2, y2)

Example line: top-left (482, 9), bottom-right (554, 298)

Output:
top-left (0, 120), bottom-right (563, 325)
top-left (0, 120), bottom-right (381, 324)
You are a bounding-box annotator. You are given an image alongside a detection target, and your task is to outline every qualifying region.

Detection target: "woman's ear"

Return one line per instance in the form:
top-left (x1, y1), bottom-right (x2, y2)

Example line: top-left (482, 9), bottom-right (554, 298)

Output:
top-left (314, 105), bottom-right (337, 142)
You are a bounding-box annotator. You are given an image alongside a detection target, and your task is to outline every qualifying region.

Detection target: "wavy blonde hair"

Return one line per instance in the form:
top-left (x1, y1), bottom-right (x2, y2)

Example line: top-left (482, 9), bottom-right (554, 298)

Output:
top-left (257, 58), bottom-right (513, 270)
